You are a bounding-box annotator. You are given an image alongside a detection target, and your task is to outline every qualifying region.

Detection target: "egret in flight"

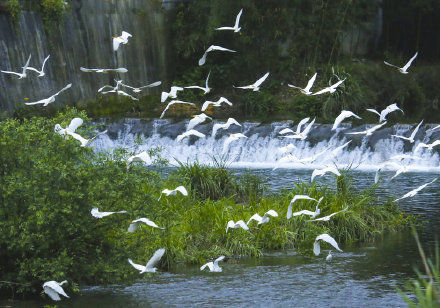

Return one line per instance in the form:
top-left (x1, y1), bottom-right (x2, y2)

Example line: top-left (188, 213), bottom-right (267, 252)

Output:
top-left (313, 78), bottom-right (345, 96)
top-left (91, 207), bottom-right (127, 218)
top-left (187, 113), bottom-right (212, 130)
top-left (128, 248), bottom-right (166, 273)
top-left (391, 120), bottom-right (423, 143)
top-left (27, 55), bottom-right (50, 77)
top-left (332, 110), bottom-right (361, 131)
top-left (120, 81), bottom-right (161, 93)
top-left (308, 206), bottom-right (349, 222)
top-left (223, 133), bottom-right (247, 153)
top-left (394, 178), bottom-right (438, 202)
top-left (202, 97), bottom-right (233, 112)
top-left (288, 73), bottom-right (317, 95)
top-left (80, 67), bottom-right (128, 74)
top-left (384, 52), bottom-right (418, 74)
top-left (226, 220), bottom-right (249, 232)
top-left (414, 140), bottom-right (440, 152)
top-left (128, 218), bottom-right (164, 232)
top-left (311, 166), bottom-right (341, 182)
top-left (185, 71), bottom-right (211, 94)
top-left (313, 234), bottom-right (343, 256)
top-left (286, 195), bottom-right (319, 219)
top-left (200, 256), bottom-right (225, 272)
top-left (367, 103), bottom-right (403, 123)
top-left (113, 31), bottom-right (132, 51)
top-left (160, 100), bottom-right (195, 119)
top-left (247, 210), bottom-right (278, 225)
top-left (215, 9), bottom-right (243, 32)
top-left (212, 118), bottom-right (241, 137)
top-left (54, 117), bottom-right (83, 138)
top-left (25, 83), bottom-right (72, 107)
top-left (64, 129), bottom-right (108, 147)
top-left (1, 54), bottom-right (31, 79)
top-left (176, 129), bottom-right (206, 142)
top-left (161, 86), bottom-right (184, 102)
top-left (127, 151), bottom-right (152, 165)
top-left (346, 122), bottom-right (387, 136)
top-left (158, 186), bottom-right (188, 200)
top-left (42, 280), bottom-right (69, 301)
top-left (233, 72), bottom-right (269, 92)
top-left (281, 118), bottom-right (315, 140)
top-left (198, 45), bottom-right (236, 66)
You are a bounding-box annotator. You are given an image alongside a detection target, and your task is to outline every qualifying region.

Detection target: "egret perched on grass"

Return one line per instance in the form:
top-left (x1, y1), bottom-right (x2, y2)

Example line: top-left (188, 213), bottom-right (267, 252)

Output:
top-left (288, 73), bottom-right (317, 95)
top-left (42, 280), bottom-right (69, 301)
top-left (1, 54), bottom-right (31, 79)
top-left (161, 86), bottom-right (184, 102)
top-left (332, 110), bottom-right (361, 131)
top-left (120, 81), bottom-right (161, 93)
top-left (215, 8), bottom-right (243, 32)
top-left (311, 166), bottom-right (341, 182)
top-left (176, 129), bottom-right (206, 142)
top-left (286, 195), bottom-right (319, 219)
top-left (346, 122), bottom-right (387, 136)
top-left (128, 248), bottom-right (165, 273)
top-left (394, 178), bottom-right (438, 202)
top-left (313, 78), bottom-right (345, 96)
top-left (91, 207), bottom-right (127, 218)
top-left (200, 256), bottom-right (225, 272)
top-left (226, 220), bottom-right (249, 232)
top-left (160, 100), bottom-right (195, 119)
top-left (391, 120), bottom-right (423, 143)
top-left (313, 234), bottom-right (343, 256)
top-left (185, 71), bottom-right (211, 94)
top-left (233, 72), bottom-right (270, 91)
top-left (80, 67), bottom-right (128, 74)
top-left (211, 118), bottom-right (241, 137)
top-left (308, 206), bottom-right (349, 222)
top-left (158, 186), bottom-right (188, 200)
top-left (198, 45), bottom-right (236, 66)
top-left (25, 83), bottom-right (72, 107)
top-left (367, 103), bottom-right (403, 123)
top-left (27, 55), bottom-right (50, 77)
top-left (202, 97), bottom-right (233, 112)
top-left (384, 52), bottom-right (418, 74)
top-left (187, 113), bottom-right (212, 130)
top-left (127, 151), bottom-right (152, 165)
top-left (247, 210), bottom-right (278, 225)
top-left (128, 218), bottom-right (164, 232)
top-left (113, 31), bottom-right (132, 51)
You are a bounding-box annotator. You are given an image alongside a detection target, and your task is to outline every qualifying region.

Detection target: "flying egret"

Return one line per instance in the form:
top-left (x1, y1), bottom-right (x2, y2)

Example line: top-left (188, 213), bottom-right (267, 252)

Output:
top-left (101, 89), bottom-right (138, 101)
top-left (26, 55), bottom-right (50, 77)
top-left (346, 122), bottom-right (387, 136)
top-left (391, 120), bottom-right (423, 143)
top-left (384, 52), bottom-right (418, 74)
top-left (98, 79), bottom-right (123, 93)
top-left (200, 256), bottom-right (225, 272)
top-left (332, 110), bottom-right (361, 131)
top-left (313, 78), bottom-right (346, 96)
top-left (187, 113), bottom-right (212, 131)
top-left (113, 31), bottom-right (132, 51)
top-left (280, 118), bottom-right (309, 136)
top-left (42, 280), bottom-right (69, 301)
top-left (128, 218), bottom-right (164, 232)
top-left (311, 166), bottom-right (341, 182)
top-left (288, 73), bottom-right (317, 95)
top-left (366, 103), bottom-right (403, 123)
top-left (247, 209), bottom-right (278, 225)
top-left (278, 144), bottom-right (296, 154)
top-left (160, 100), bottom-right (195, 119)
top-left (176, 129), bottom-right (206, 142)
top-left (223, 133), bottom-right (247, 153)
top-left (91, 207), bottom-right (127, 218)
top-left (326, 250), bottom-right (333, 261)
top-left (119, 81), bottom-right (161, 93)
top-left (198, 45), bottom-right (236, 66)
top-left (286, 195), bottom-right (319, 219)
top-left (158, 186), bottom-right (188, 200)
top-left (226, 220), bottom-right (249, 232)
top-left (202, 97), bottom-right (233, 112)
top-left (428, 125), bottom-right (440, 132)
top-left (161, 86), bottom-right (184, 102)
top-left (308, 206), bottom-right (349, 222)
top-left (313, 234), bottom-right (343, 256)
top-left (383, 162), bottom-right (412, 180)
top-left (64, 129), bottom-right (108, 147)
top-left (127, 151), bottom-right (152, 165)
top-left (211, 118), bottom-right (241, 137)
top-left (394, 178), bottom-right (438, 202)
top-left (1, 54), bottom-right (31, 79)
top-left (233, 72), bottom-right (270, 92)
top-left (185, 71), bottom-right (211, 94)
top-left (80, 67), bottom-right (128, 74)
top-left (128, 248), bottom-right (165, 273)
top-left (25, 83), bottom-right (72, 107)
top-left (215, 8), bottom-right (243, 32)
top-left (54, 117), bottom-right (83, 138)
top-left (281, 118), bottom-right (315, 140)
top-left (414, 140), bottom-right (440, 152)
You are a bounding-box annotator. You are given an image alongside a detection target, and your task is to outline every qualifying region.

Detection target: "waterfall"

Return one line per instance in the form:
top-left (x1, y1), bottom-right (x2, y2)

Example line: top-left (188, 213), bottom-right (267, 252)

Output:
top-left (92, 118), bottom-right (440, 172)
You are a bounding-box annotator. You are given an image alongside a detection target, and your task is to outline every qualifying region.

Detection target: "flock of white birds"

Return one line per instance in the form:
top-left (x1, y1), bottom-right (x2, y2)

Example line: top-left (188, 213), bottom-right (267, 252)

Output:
top-left (2, 8), bottom-right (439, 302)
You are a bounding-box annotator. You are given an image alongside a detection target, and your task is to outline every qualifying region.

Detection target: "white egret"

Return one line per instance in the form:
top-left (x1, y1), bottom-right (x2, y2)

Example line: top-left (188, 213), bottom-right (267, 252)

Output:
top-left (54, 117), bottom-right (83, 137)
top-left (233, 72), bottom-right (269, 92)
top-left (394, 178), bottom-right (438, 202)
top-left (120, 81), bottom-right (161, 93)
top-left (313, 79), bottom-right (345, 96)
top-left (1, 54), bottom-right (31, 79)
top-left (202, 97), bottom-right (233, 112)
top-left (160, 100), bottom-right (195, 119)
top-left (25, 83), bottom-right (72, 107)
top-left (101, 89), bottom-right (138, 101)
top-left (185, 71), bottom-right (211, 94)
top-left (226, 220), bottom-right (249, 232)
top-left (332, 110), bottom-right (361, 131)
top-left (187, 113), bottom-right (212, 130)
top-left (128, 248), bottom-right (165, 273)
top-left (158, 186), bottom-right (188, 200)
top-left (366, 103), bottom-right (403, 123)
top-left (113, 31), bottom-right (132, 51)
top-left (384, 52), bottom-right (418, 74)
top-left (200, 256), bottom-right (225, 272)
top-left (281, 118), bottom-right (315, 140)
top-left (326, 250), bottom-right (333, 261)
top-left (212, 118), bottom-right (241, 137)
top-left (309, 206), bottom-right (349, 222)
top-left (414, 140), bottom-right (440, 152)
top-left (161, 86), bottom-right (184, 102)
top-left (346, 122), bottom-right (387, 136)
top-left (64, 129), bottom-right (108, 147)
top-left (176, 129), bottom-right (206, 142)
top-left (313, 233), bottom-right (343, 256)
top-left (42, 280), bottom-right (69, 301)
top-left (286, 195), bottom-right (319, 219)
top-left (428, 125), bottom-right (440, 132)
top-left (247, 210), bottom-right (278, 225)
top-left (223, 133), bottom-right (247, 153)
top-left (392, 120), bottom-right (423, 143)
top-left (26, 55), bottom-right (50, 77)
top-left (198, 45), bottom-right (236, 66)
top-left (127, 151), bottom-right (152, 165)
top-left (80, 67), bottom-right (128, 74)
top-left (128, 218), bottom-right (164, 232)
top-left (98, 79), bottom-right (122, 93)
top-left (288, 73), bottom-right (317, 95)
top-left (311, 166), bottom-right (341, 182)
top-left (215, 8), bottom-right (243, 32)
top-left (91, 207), bottom-right (127, 218)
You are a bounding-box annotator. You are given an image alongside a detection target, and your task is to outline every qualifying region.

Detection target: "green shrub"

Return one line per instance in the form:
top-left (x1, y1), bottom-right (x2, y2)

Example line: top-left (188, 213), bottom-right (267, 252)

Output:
top-left (6, 0), bottom-right (22, 24)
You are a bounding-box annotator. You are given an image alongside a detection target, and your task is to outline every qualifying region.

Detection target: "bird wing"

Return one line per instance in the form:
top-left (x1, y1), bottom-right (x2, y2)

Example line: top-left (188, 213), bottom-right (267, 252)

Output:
top-left (301, 118), bottom-right (315, 136)
top-left (25, 98), bottom-right (50, 105)
top-left (370, 121), bottom-right (387, 133)
top-left (128, 258), bottom-right (146, 272)
top-left (366, 108), bottom-right (380, 116)
top-left (54, 84), bottom-right (72, 97)
top-left (234, 85), bottom-right (254, 89)
top-left (187, 129), bottom-right (206, 139)
top-left (313, 241), bottom-right (321, 256)
top-left (67, 118), bottom-right (83, 132)
top-left (402, 52), bottom-right (418, 71)
top-left (296, 117), bottom-right (310, 134)
top-left (304, 73), bottom-right (317, 92)
top-left (134, 218), bottom-right (161, 228)
top-left (1, 70), bottom-right (22, 77)
top-left (279, 128), bottom-right (294, 135)
top-left (218, 97), bottom-right (233, 106)
top-left (198, 52), bottom-right (208, 66)
top-left (247, 213), bottom-right (262, 224)
top-left (312, 87), bottom-right (331, 96)
top-left (234, 9), bottom-right (243, 28)
top-left (292, 209), bottom-right (316, 217)
top-left (292, 195), bottom-right (317, 203)
top-left (215, 26), bottom-right (235, 31)
top-left (236, 220), bottom-right (249, 230)
top-left (66, 131), bottom-right (88, 146)
top-left (113, 38), bottom-right (122, 51)
top-left (145, 248), bottom-right (166, 270)
top-left (121, 31), bottom-right (132, 40)
top-left (41, 55), bottom-right (50, 71)
top-left (287, 84), bottom-right (301, 90)
top-left (25, 67), bottom-right (41, 74)
top-left (80, 67), bottom-right (97, 72)
top-left (201, 101), bottom-right (213, 112)
top-left (332, 112), bottom-right (347, 130)
top-left (383, 61), bottom-right (400, 69)
top-left (410, 120), bottom-right (424, 140)
top-left (200, 262), bottom-right (214, 271)
top-left (43, 285), bottom-right (62, 301)
top-left (161, 91), bottom-right (169, 102)
top-left (317, 234), bottom-right (343, 252)
top-left (253, 72), bottom-right (269, 87)
top-left (187, 116), bottom-right (205, 130)
top-left (265, 209), bottom-right (278, 217)
top-left (175, 185), bottom-right (188, 196)
top-left (21, 54), bottom-right (32, 74)
top-left (392, 134), bottom-right (411, 141)
top-left (428, 125), bottom-right (440, 132)
top-left (205, 71), bottom-right (211, 89)
top-left (311, 169), bottom-right (324, 182)
top-left (210, 45), bottom-right (236, 53)
top-left (139, 81), bottom-right (161, 89)
top-left (214, 255), bottom-right (225, 264)
top-left (330, 78), bottom-right (345, 89)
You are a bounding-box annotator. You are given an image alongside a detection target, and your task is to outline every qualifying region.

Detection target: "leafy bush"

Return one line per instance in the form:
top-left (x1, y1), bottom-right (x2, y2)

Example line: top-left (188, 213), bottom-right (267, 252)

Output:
top-left (6, 0), bottom-right (22, 24)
